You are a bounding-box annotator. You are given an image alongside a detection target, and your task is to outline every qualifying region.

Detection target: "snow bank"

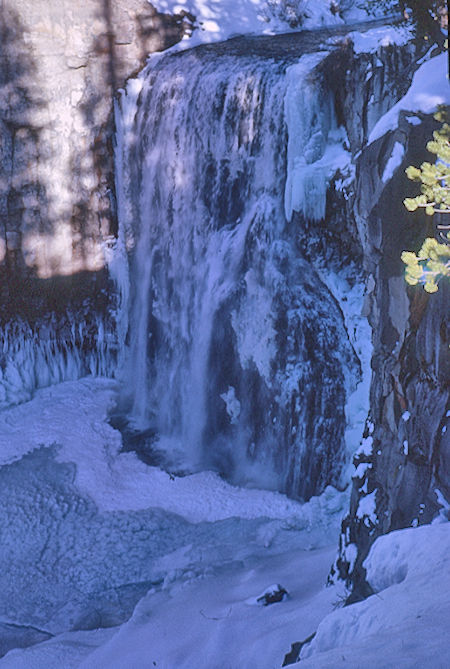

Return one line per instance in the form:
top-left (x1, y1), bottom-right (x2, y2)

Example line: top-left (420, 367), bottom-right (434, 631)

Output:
top-left (0, 629), bottom-right (116, 669)
top-left (150, 0), bottom-right (343, 48)
top-left (297, 523), bottom-right (450, 668)
top-left (369, 52), bottom-right (450, 144)
top-left (149, 0), bottom-right (398, 50)
top-left (347, 24), bottom-right (413, 53)
top-left (76, 545), bottom-right (339, 669)
top-left (364, 523), bottom-right (450, 592)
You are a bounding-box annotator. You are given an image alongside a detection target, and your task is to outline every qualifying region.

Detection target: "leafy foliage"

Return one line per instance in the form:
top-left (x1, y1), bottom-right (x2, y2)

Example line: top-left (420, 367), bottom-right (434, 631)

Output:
top-left (401, 107), bottom-right (450, 293)
top-left (402, 240), bottom-right (450, 293)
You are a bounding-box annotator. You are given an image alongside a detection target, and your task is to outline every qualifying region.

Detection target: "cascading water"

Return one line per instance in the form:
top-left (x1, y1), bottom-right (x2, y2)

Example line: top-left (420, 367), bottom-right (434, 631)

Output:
top-left (115, 36), bottom-right (368, 500)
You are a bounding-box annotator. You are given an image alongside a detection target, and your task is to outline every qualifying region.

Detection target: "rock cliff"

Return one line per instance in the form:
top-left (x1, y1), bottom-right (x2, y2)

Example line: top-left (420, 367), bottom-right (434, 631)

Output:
top-left (335, 109), bottom-right (449, 601)
top-left (0, 0), bottom-right (190, 314)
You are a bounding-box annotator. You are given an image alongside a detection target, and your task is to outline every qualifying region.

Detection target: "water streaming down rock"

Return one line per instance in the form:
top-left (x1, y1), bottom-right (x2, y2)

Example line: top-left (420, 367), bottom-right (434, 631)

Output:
top-left (115, 39), bottom-right (367, 500)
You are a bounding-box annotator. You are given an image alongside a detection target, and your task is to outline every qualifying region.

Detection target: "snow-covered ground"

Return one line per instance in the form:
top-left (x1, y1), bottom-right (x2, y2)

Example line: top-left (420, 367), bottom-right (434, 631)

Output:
top-left (0, 543), bottom-right (339, 668)
top-left (74, 523), bottom-right (450, 669)
top-left (149, 0), bottom-right (400, 50)
top-left (297, 523), bottom-right (450, 668)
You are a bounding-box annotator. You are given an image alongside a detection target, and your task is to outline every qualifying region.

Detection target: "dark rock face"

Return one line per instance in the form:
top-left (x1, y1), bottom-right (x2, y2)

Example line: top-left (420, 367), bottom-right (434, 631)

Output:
top-left (320, 41), bottom-right (416, 154)
top-left (282, 633), bottom-right (316, 666)
top-left (336, 111), bottom-right (450, 599)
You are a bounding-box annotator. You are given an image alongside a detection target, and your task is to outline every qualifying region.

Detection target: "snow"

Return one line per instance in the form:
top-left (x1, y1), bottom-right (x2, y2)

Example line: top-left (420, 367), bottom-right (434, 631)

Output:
top-left (347, 24), bottom-right (413, 53)
top-left (245, 583), bottom-right (288, 606)
top-left (296, 523), bottom-right (450, 668)
top-left (342, 542), bottom-right (358, 574)
top-left (433, 488), bottom-right (450, 522)
top-left (355, 434), bottom-right (373, 457)
top-left (0, 630), bottom-right (116, 669)
top-left (149, 0), bottom-right (344, 49)
top-left (6, 384), bottom-right (446, 669)
top-left (147, 0), bottom-right (401, 52)
top-left (382, 140), bottom-right (405, 182)
top-left (405, 115), bottom-right (422, 126)
top-left (6, 506), bottom-right (447, 669)
top-left (76, 546), bottom-right (339, 669)
top-left (342, 0), bottom-right (399, 23)
top-left (353, 461), bottom-right (371, 478)
top-left (356, 489), bottom-right (377, 523)
top-left (369, 53), bottom-right (450, 144)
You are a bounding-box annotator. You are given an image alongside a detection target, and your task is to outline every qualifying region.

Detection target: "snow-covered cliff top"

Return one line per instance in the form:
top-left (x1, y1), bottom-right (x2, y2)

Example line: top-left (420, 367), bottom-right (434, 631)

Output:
top-left (149, 0), bottom-right (399, 48)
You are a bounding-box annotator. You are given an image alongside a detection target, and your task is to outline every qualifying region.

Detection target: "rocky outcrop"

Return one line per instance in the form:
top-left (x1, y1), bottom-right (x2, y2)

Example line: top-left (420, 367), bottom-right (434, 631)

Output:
top-left (335, 110), bottom-right (449, 601)
top-left (0, 0), bottom-right (192, 315)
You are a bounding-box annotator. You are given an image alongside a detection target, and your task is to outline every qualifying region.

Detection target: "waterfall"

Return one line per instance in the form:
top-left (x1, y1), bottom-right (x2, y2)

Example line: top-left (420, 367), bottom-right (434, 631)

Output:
top-left (115, 38), bottom-right (367, 500)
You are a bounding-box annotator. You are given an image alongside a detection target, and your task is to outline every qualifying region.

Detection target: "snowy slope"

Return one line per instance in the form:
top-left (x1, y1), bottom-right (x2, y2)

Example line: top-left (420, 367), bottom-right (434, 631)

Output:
top-left (0, 546), bottom-right (340, 669)
top-left (296, 524), bottom-right (450, 668)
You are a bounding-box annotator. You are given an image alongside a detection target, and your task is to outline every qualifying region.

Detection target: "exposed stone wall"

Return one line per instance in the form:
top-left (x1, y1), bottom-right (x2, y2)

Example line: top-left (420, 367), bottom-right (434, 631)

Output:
top-left (0, 0), bottom-right (191, 314)
top-left (336, 111), bottom-right (450, 601)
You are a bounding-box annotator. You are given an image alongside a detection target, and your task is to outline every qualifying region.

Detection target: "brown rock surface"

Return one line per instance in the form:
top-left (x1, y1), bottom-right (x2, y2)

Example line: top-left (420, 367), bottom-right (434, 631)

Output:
top-left (0, 0), bottom-right (190, 289)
